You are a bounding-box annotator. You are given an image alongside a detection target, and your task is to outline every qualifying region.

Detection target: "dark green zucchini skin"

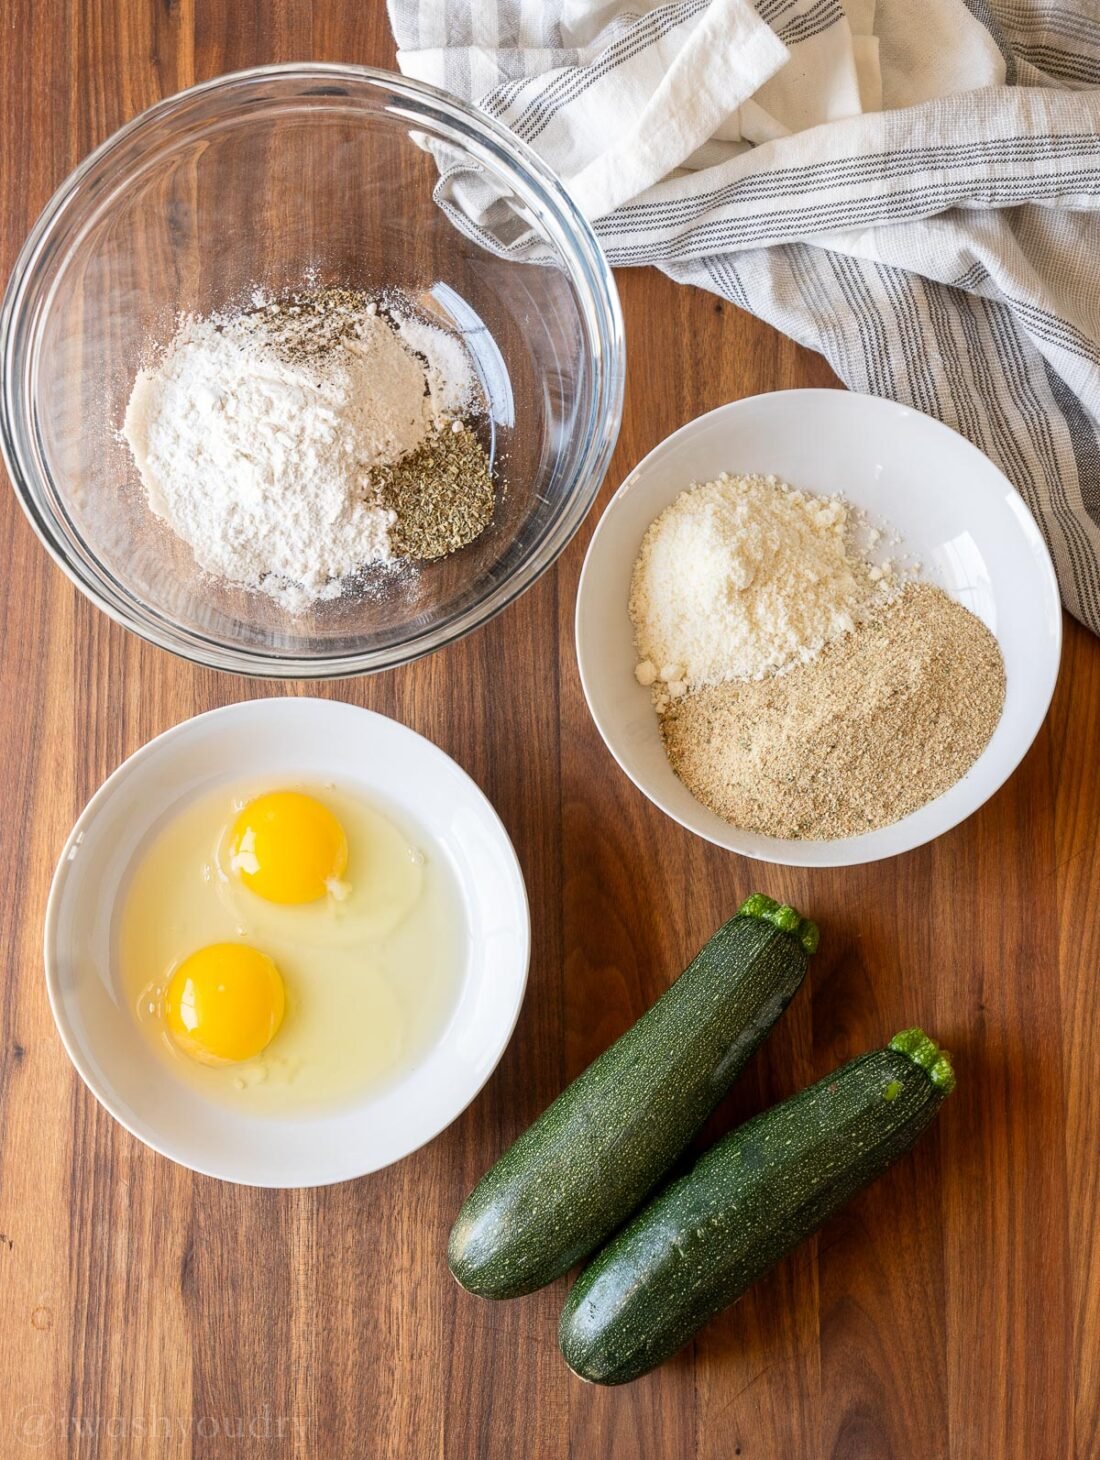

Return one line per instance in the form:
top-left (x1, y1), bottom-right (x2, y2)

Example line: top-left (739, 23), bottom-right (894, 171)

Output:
top-left (448, 896), bottom-right (818, 1299)
top-left (559, 1028), bottom-right (955, 1385)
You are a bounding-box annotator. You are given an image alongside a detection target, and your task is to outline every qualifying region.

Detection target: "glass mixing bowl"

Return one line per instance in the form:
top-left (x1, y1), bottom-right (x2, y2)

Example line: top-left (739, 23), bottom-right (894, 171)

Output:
top-left (0, 64), bottom-right (624, 677)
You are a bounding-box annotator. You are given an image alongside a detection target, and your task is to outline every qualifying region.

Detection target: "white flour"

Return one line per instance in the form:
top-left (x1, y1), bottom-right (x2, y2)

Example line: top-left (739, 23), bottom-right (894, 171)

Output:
top-left (630, 472), bottom-right (894, 703)
top-left (123, 298), bottom-right (476, 611)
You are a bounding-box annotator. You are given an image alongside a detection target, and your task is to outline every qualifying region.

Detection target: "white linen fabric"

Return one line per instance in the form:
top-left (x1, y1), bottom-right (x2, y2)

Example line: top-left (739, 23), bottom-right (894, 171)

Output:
top-left (388, 0), bottom-right (1100, 632)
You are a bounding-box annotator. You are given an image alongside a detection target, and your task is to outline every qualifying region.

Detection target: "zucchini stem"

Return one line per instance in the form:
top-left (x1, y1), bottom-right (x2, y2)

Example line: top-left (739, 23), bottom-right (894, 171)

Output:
top-left (737, 893), bottom-right (819, 955)
top-left (888, 1027), bottom-right (956, 1093)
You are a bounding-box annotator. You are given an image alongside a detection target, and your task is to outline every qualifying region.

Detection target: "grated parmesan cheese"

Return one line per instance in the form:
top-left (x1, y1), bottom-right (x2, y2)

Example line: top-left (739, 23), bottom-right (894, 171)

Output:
top-left (629, 472), bottom-right (893, 698)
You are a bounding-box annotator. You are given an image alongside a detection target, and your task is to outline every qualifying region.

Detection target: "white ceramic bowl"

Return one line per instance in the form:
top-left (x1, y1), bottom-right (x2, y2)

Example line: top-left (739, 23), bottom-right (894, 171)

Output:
top-left (44, 698), bottom-right (530, 1186)
top-left (576, 390), bottom-right (1062, 867)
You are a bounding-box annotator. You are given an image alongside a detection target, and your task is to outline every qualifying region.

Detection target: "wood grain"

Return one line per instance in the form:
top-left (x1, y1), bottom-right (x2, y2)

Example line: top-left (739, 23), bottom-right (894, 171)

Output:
top-left (1, 5), bottom-right (1098, 1457)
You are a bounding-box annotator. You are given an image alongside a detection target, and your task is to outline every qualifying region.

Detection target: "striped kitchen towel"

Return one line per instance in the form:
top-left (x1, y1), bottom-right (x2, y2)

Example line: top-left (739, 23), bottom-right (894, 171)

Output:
top-left (387, 0), bottom-right (1100, 633)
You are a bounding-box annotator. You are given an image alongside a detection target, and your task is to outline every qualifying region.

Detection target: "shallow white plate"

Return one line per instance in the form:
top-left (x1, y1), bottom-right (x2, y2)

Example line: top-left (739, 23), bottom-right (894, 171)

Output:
top-left (576, 390), bottom-right (1062, 867)
top-left (45, 698), bottom-right (530, 1186)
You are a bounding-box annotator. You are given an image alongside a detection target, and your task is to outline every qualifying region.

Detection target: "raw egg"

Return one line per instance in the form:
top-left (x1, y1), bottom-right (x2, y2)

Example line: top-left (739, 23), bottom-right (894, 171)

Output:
top-left (119, 782), bottom-right (464, 1114)
top-left (165, 942), bottom-right (285, 1065)
top-left (230, 790), bottom-right (348, 904)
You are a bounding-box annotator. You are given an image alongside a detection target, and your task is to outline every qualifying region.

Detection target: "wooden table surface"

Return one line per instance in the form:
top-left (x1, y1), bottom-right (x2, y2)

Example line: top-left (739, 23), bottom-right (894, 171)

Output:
top-left (2, 5), bottom-right (1098, 1458)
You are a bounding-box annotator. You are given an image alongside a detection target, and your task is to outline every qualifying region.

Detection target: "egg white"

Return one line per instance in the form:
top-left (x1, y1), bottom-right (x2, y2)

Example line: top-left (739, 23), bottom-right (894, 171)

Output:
top-left (117, 781), bottom-right (465, 1114)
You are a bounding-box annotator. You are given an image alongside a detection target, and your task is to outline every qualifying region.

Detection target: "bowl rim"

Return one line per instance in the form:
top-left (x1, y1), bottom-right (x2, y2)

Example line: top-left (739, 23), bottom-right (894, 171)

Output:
top-left (575, 387), bottom-right (1064, 868)
top-left (43, 696), bottom-right (532, 1187)
top-left (0, 62), bottom-right (625, 679)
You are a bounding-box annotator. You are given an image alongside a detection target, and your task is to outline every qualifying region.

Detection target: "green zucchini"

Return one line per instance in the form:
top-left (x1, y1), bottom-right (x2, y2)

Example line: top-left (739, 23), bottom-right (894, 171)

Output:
top-left (559, 1028), bottom-right (955, 1384)
top-left (448, 894), bottom-right (818, 1299)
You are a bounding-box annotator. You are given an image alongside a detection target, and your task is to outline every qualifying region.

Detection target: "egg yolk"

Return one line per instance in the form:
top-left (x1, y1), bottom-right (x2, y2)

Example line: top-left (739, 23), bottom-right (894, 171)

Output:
top-left (230, 791), bottom-right (348, 905)
top-left (165, 943), bottom-right (286, 1066)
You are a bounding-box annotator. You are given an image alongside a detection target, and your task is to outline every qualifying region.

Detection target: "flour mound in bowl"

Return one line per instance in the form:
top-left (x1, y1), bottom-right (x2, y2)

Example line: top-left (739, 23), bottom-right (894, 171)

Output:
top-left (629, 472), bottom-right (890, 698)
top-left (122, 289), bottom-right (482, 612)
